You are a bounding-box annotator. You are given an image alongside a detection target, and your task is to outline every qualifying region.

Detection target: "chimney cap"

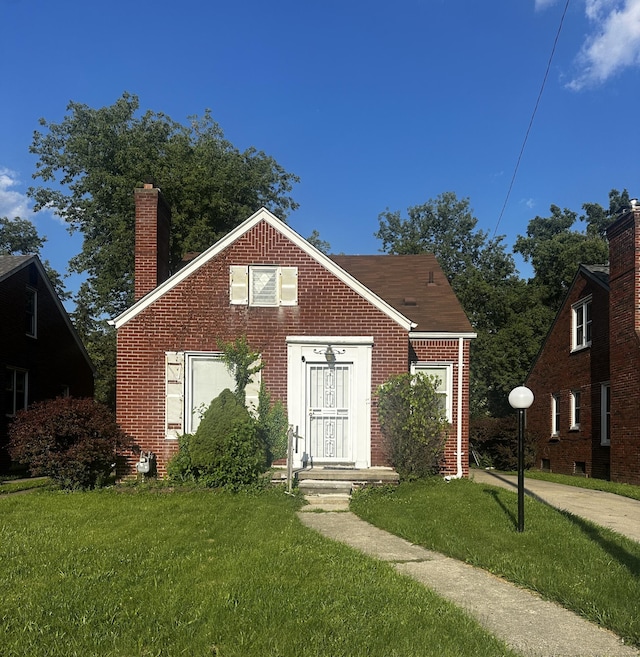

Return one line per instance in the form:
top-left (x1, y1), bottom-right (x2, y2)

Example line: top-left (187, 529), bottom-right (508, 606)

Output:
top-left (143, 176), bottom-right (156, 189)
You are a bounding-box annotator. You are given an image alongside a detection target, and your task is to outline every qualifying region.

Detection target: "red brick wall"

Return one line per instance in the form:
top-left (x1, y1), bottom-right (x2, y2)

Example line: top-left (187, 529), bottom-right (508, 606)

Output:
top-left (526, 271), bottom-right (610, 479)
top-left (410, 338), bottom-right (471, 478)
top-left (117, 219), bottom-right (470, 477)
top-left (607, 209), bottom-right (640, 485)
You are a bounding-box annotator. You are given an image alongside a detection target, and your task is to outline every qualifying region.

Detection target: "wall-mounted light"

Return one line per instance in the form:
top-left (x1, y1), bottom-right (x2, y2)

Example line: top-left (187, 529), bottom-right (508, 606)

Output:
top-left (325, 345), bottom-right (336, 364)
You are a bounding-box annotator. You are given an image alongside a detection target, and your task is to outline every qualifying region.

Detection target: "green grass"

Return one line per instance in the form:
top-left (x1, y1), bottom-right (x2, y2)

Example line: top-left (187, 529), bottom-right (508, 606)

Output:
top-left (0, 486), bottom-right (518, 657)
top-left (0, 477), bottom-right (50, 495)
top-left (351, 478), bottom-right (640, 647)
top-left (516, 468), bottom-right (640, 501)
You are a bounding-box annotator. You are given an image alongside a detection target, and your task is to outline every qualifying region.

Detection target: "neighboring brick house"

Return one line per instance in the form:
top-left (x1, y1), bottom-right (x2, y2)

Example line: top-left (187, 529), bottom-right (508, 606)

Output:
top-left (525, 203), bottom-right (640, 485)
top-left (0, 255), bottom-right (95, 471)
top-left (111, 184), bottom-right (475, 478)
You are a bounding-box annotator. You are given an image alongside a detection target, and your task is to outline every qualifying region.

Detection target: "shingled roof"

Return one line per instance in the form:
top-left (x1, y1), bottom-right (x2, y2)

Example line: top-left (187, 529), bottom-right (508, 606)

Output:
top-left (331, 254), bottom-right (473, 334)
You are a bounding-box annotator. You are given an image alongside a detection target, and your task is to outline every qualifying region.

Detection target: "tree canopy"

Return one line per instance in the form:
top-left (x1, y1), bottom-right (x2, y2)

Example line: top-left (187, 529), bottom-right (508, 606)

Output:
top-left (28, 93), bottom-right (300, 403)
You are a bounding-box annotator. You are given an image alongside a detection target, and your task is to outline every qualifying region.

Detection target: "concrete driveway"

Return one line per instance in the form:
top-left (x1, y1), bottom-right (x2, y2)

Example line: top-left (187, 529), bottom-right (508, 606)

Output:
top-left (471, 469), bottom-right (640, 543)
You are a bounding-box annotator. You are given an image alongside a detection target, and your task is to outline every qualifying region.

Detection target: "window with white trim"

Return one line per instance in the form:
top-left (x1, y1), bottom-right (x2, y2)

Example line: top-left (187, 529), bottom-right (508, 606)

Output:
top-left (26, 286), bottom-right (37, 338)
top-left (601, 382), bottom-right (610, 446)
top-left (165, 351), bottom-right (261, 438)
top-left (570, 390), bottom-right (581, 430)
top-left (5, 367), bottom-right (28, 416)
top-left (572, 297), bottom-right (592, 350)
top-left (551, 393), bottom-right (560, 436)
top-left (229, 265), bottom-right (297, 306)
top-left (411, 363), bottom-right (453, 422)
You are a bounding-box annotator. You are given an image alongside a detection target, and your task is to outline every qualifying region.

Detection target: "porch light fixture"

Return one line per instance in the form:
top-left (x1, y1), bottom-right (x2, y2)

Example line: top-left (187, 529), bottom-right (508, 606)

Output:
top-left (509, 386), bottom-right (534, 532)
top-left (324, 345), bottom-right (336, 364)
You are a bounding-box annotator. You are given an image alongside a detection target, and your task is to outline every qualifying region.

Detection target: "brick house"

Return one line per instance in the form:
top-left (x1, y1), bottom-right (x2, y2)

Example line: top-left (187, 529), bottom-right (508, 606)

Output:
top-left (0, 255), bottom-right (95, 471)
top-left (525, 203), bottom-right (640, 485)
top-left (111, 184), bottom-right (475, 478)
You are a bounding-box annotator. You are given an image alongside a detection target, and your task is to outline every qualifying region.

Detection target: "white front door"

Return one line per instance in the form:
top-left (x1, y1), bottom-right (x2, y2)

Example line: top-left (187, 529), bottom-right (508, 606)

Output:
top-left (307, 363), bottom-right (351, 462)
top-left (287, 337), bottom-right (373, 469)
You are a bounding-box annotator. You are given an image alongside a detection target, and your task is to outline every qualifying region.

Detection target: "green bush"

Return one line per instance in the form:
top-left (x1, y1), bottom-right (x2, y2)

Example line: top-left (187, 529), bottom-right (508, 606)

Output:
top-left (189, 389), bottom-right (267, 489)
top-left (7, 397), bottom-right (131, 489)
top-left (377, 373), bottom-right (449, 479)
top-left (470, 415), bottom-right (537, 471)
top-left (166, 433), bottom-right (196, 482)
top-left (257, 382), bottom-right (289, 464)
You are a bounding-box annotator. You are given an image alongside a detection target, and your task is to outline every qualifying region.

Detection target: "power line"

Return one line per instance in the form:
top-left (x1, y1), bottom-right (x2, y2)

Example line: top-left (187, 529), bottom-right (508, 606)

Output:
top-left (493, 0), bottom-right (571, 237)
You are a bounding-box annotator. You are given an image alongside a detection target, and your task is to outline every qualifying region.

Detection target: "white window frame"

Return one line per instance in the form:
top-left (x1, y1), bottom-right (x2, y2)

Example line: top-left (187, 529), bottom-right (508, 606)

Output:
top-left (600, 382), bottom-right (610, 446)
top-left (26, 286), bottom-right (37, 338)
top-left (551, 393), bottom-right (560, 437)
top-left (411, 362), bottom-right (453, 422)
top-left (5, 367), bottom-right (28, 417)
top-left (184, 353), bottom-right (237, 435)
top-left (230, 265), bottom-right (297, 307)
top-left (572, 297), bottom-right (592, 351)
top-left (570, 389), bottom-right (581, 430)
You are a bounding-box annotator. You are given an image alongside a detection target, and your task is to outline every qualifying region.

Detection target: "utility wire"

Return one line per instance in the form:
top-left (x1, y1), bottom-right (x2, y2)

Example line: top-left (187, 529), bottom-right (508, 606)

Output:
top-left (493, 0), bottom-right (571, 237)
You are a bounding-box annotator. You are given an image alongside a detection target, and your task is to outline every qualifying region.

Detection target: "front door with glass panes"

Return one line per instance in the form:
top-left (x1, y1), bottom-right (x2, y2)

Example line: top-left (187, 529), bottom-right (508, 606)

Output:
top-left (306, 362), bottom-right (352, 462)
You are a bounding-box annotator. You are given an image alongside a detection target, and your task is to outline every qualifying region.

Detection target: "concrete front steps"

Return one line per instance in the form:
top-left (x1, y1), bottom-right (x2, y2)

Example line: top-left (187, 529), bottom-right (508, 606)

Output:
top-left (297, 467), bottom-right (399, 512)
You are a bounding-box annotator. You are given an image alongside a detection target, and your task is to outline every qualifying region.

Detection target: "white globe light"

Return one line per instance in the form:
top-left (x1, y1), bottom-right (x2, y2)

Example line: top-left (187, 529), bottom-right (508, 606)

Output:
top-left (509, 386), bottom-right (534, 409)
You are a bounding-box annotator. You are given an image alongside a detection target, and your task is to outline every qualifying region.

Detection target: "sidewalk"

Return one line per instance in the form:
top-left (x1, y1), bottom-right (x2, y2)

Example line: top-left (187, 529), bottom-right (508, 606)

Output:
top-left (471, 469), bottom-right (640, 542)
top-left (298, 486), bottom-right (639, 657)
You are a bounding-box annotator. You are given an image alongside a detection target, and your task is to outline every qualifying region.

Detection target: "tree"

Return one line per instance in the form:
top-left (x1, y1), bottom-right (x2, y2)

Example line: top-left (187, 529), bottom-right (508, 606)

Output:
top-left (307, 229), bottom-right (331, 254)
top-left (376, 192), bottom-right (538, 416)
top-left (514, 204), bottom-right (609, 311)
top-left (28, 93), bottom-right (299, 404)
top-left (0, 215), bottom-right (68, 300)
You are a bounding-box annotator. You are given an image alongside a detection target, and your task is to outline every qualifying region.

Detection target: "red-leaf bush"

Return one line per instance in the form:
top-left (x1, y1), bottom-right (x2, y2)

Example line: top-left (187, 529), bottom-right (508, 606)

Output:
top-left (8, 397), bottom-right (132, 489)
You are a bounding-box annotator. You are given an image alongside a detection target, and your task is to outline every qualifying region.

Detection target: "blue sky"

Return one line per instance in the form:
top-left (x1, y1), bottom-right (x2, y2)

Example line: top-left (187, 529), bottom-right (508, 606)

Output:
top-left (1, 0), bottom-right (640, 299)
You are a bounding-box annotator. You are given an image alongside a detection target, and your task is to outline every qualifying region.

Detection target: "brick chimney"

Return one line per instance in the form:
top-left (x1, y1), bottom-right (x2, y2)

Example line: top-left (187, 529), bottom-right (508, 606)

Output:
top-left (606, 204), bottom-right (640, 485)
top-left (134, 182), bottom-right (171, 300)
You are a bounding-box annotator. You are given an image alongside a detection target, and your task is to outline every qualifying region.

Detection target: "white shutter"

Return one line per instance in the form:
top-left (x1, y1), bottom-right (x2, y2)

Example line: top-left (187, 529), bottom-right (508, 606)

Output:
top-left (230, 265), bottom-right (249, 304)
top-left (165, 352), bottom-right (184, 439)
top-left (279, 267), bottom-right (298, 306)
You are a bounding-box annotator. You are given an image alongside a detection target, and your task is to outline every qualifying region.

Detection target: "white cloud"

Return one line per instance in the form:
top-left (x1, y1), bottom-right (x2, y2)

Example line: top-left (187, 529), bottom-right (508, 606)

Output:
top-left (520, 197), bottom-right (536, 209)
top-left (569, 0), bottom-right (640, 90)
top-left (535, 0), bottom-right (559, 10)
top-left (0, 168), bottom-right (32, 220)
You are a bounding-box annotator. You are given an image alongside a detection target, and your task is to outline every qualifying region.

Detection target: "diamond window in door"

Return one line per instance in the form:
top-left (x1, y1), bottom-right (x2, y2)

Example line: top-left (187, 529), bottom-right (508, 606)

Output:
top-left (307, 364), bottom-right (351, 461)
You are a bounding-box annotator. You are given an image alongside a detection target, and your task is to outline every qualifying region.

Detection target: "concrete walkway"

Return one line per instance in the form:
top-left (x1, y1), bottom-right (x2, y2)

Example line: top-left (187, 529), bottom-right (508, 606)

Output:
top-left (471, 469), bottom-right (640, 542)
top-left (298, 478), bottom-right (640, 657)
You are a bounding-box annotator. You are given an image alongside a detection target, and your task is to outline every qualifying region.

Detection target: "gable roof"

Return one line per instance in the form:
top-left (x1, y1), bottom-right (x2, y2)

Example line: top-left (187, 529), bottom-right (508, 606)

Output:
top-left (332, 254), bottom-right (474, 335)
top-left (0, 254), bottom-right (95, 373)
top-left (111, 208), bottom-right (418, 331)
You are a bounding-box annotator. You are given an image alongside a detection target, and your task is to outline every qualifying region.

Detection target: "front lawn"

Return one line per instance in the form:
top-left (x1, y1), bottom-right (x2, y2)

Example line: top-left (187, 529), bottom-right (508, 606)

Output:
top-left (0, 486), bottom-right (517, 657)
top-left (351, 478), bottom-right (640, 648)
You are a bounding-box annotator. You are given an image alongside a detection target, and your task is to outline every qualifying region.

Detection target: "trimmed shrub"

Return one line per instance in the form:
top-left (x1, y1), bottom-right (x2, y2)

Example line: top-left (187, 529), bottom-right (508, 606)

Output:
top-left (189, 389), bottom-right (267, 489)
top-left (8, 397), bottom-right (131, 489)
top-left (377, 372), bottom-right (449, 479)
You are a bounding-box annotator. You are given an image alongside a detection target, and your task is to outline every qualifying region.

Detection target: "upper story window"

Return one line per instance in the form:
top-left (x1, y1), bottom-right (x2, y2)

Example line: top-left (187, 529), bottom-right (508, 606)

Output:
top-left (5, 367), bottom-right (28, 417)
top-left (411, 363), bottom-right (453, 422)
top-left (230, 265), bottom-right (298, 307)
top-left (26, 286), bottom-right (37, 338)
top-left (572, 297), bottom-right (592, 350)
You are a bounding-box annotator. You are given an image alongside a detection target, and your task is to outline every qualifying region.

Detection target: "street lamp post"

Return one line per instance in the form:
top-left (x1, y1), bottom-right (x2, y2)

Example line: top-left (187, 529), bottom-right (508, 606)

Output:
top-left (508, 386), bottom-right (534, 532)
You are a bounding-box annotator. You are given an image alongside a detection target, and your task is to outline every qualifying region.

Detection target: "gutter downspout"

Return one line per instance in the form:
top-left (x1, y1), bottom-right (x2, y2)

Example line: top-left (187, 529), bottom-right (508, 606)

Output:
top-left (445, 336), bottom-right (465, 480)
